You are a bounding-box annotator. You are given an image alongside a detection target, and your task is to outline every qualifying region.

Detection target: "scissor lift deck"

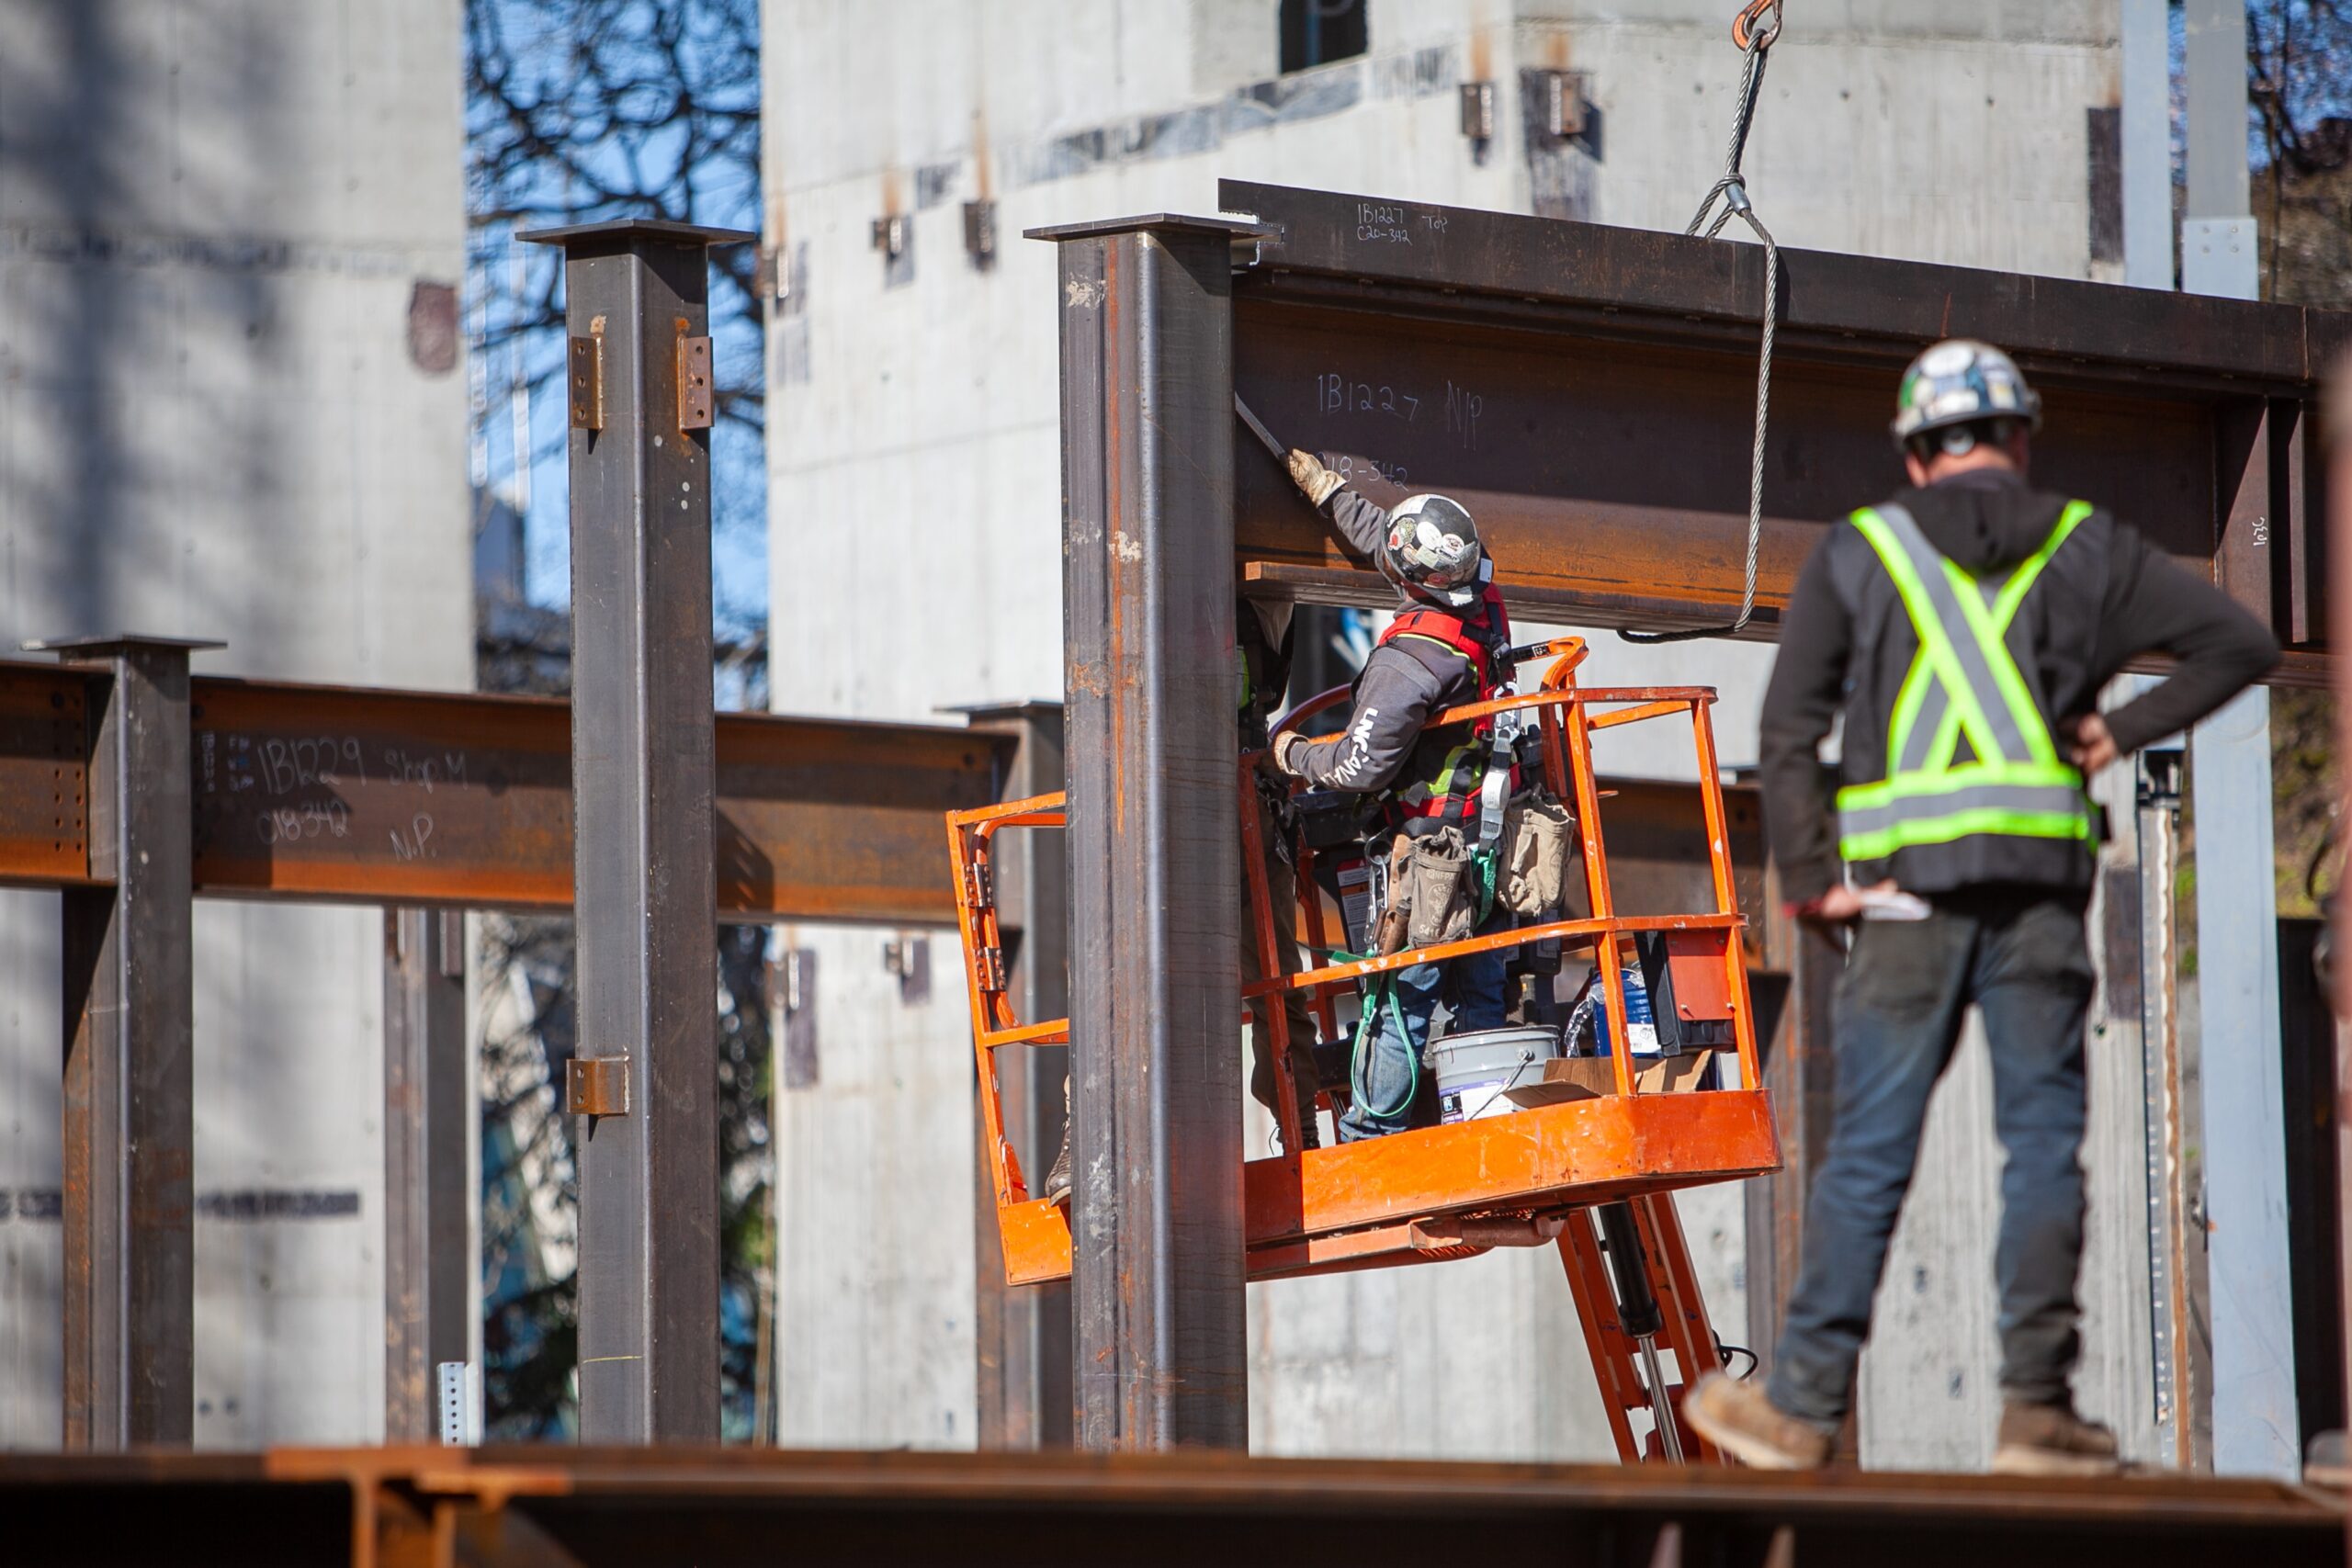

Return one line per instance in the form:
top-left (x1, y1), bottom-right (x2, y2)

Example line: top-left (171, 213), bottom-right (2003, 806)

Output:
top-left (952, 643), bottom-right (1780, 1460)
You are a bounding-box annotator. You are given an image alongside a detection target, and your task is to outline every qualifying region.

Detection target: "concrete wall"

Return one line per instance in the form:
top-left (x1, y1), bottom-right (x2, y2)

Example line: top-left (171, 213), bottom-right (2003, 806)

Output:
top-left (763, 0), bottom-right (2122, 1461)
top-left (0, 1), bottom-right (469, 1447)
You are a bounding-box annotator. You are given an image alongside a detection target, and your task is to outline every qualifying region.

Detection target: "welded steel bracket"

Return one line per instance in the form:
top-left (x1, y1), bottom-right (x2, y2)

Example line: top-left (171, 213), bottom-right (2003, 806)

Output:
top-left (566, 1055), bottom-right (632, 1118)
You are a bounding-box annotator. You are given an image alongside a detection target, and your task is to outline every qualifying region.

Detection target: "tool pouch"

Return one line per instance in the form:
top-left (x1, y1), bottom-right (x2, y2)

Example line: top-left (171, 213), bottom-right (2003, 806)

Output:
top-left (1401, 827), bottom-right (1476, 950)
top-left (1501, 793), bottom-right (1577, 919)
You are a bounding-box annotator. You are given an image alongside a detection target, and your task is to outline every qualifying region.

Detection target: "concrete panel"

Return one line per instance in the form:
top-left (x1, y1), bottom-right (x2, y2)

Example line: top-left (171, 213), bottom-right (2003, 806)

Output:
top-left (776, 928), bottom-right (978, 1448)
top-left (0, 0), bottom-right (468, 1447)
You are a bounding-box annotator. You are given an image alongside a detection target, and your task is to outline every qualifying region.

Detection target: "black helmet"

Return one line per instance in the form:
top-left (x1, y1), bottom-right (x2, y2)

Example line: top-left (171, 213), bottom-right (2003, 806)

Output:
top-left (1380, 493), bottom-right (1484, 608)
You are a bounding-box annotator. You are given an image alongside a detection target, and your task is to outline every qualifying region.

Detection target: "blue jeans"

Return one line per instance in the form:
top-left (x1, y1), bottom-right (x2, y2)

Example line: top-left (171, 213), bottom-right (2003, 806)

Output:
top-left (1339, 912), bottom-right (1510, 1142)
top-left (1768, 890), bottom-right (2094, 1427)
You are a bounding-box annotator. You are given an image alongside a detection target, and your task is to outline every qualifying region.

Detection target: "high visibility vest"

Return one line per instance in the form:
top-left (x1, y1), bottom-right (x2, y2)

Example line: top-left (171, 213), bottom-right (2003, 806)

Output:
top-left (1833, 501), bottom-right (2097, 865)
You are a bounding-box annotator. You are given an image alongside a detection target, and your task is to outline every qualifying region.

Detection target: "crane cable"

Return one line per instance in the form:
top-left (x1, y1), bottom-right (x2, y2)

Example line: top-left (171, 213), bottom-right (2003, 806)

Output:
top-left (1622, 1), bottom-right (1783, 645)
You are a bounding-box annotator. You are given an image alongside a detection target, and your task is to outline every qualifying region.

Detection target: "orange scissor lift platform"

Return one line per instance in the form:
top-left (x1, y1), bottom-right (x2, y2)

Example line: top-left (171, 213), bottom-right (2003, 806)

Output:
top-left (948, 640), bottom-right (1782, 1461)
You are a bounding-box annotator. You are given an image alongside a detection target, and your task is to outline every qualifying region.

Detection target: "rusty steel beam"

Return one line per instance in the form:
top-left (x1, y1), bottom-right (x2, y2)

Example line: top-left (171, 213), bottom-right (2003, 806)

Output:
top-left (1039, 211), bottom-right (1259, 1451)
top-left (39, 636), bottom-right (218, 1449)
top-left (1218, 181), bottom-right (2346, 678)
top-left (526, 216), bottom-right (752, 1443)
top-left (0, 661), bottom-right (1009, 924)
top-left (960, 704), bottom-right (1072, 1451)
top-left (2, 1446), bottom-right (2345, 1567)
top-left (381, 908), bottom-right (469, 1443)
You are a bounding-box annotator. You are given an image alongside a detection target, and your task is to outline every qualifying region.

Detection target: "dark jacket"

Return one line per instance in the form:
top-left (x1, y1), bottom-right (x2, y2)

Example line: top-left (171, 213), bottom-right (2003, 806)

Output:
top-left (1758, 468), bottom-right (2278, 905)
top-left (1290, 487), bottom-right (1494, 799)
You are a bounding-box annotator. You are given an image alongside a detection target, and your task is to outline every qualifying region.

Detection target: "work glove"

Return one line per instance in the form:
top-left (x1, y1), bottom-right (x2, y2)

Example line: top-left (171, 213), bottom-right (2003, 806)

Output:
top-left (1272, 730), bottom-right (1312, 778)
top-left (1286, 448), bottom-right (1344, 506)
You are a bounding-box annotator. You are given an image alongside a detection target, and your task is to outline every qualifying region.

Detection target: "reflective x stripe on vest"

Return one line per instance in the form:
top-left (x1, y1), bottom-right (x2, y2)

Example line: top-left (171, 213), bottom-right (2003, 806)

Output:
top-left (1834, 500), bottom-right (2096, 863)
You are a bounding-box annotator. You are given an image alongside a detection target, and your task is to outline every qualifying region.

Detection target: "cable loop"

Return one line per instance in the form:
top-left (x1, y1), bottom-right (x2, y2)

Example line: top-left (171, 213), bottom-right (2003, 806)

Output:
top-left (1622, 12), bottom-right (1781, 646)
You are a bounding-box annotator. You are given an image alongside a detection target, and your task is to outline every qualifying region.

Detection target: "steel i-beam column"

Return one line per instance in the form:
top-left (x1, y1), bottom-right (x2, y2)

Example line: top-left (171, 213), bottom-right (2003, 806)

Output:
top-left (1033, 213), bottom-right (1259, 1450)
top-left (34, 633), bottom-right (218, 1449)
top-left (383, 908), bottom-right (470, 1441)
top-left (525, 218), bottom-right (751, 1441)
top-left (961, 703), bottom-right (1072, 1450)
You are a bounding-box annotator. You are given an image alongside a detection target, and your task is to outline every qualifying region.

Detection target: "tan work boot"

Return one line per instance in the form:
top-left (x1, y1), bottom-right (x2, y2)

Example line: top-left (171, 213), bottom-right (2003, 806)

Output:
top-left (1991, 1399), bottom-right (2120, 1476)
top-left (1682, 1372), bottom-right (1832, 1470)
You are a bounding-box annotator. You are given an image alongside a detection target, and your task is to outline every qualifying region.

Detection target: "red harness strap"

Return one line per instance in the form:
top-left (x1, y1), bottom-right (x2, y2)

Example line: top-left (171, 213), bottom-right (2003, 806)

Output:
top-left (1378, 585), bottom-right (1511, 694)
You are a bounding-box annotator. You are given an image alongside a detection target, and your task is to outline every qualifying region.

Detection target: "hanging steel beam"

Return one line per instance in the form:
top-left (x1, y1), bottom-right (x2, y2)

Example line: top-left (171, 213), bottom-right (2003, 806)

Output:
top-left (35, 634), bottom-right (219, 1450)
top-left (1216, 180), bottom-right (2345, 678)
top-left (381, 907), bottom-right (470, 1443)
top-left (524, 216), bottom-right (751, 1443)
top-left (1034, 211), bottom-right (1262, 1451)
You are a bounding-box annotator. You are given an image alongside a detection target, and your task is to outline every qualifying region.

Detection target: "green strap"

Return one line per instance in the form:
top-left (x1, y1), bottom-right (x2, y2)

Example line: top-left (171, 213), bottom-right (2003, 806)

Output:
top-left (1347, 970), bottom-right (1419, 1121)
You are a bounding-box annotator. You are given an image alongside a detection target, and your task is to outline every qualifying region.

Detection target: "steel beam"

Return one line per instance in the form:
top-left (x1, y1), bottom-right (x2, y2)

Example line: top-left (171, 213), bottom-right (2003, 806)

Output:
top-left (382, 908), bottom-right (470, 1442)
top-left (35, 634), bottom-right (218, 1449)
top-left (1216, 180), bottom-right (2345, 670)
top-left (172, 674), bottom-right (1007, 921)
top-left (3, 1447), bottom-right (2345, 1567)
top-left (1035, 212), bottom-right (1258, 1450)
top-left (960, 703), bottom-right (1072, 1450)
top-left (525, 217), bottom-right (750, 1442)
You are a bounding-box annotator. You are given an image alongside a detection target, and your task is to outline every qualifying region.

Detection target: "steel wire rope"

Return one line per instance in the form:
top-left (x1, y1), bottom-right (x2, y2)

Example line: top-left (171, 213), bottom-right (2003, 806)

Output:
top-left (1621, 3), bottom-right (1782, 645)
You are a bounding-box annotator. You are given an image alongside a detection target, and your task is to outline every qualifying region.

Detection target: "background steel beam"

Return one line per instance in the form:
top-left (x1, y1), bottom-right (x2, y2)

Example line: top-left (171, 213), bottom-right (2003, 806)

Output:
top-left (0, 665), bottom-right (1009, 922)
top-left (184, 677), bottom-right (1010, 920)
top-left (36, 635), bottom-right (218, 1450)
top-left (1038, 212), bottom-right (1256, 1451)
top-left (1216, 180), bottom-right (2346, 674)
top-left (527, 217), bottom-right (750, 1442)
top-left (381, 907), bottom-right (470, 1442)
top-left (962, 704), bottom-right (1072, 1451)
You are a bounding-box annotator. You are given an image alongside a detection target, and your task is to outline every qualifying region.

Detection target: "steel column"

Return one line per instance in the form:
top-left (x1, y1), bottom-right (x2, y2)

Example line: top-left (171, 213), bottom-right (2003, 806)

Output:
top-left (2120, 0), bottom-right (2172, 290)
top-left (525, 218), bottom-right (750, 1442)
top-left (38, 634), bottom-right (217, 1450)
top-left (1035, 212), bottom-right (1257, 1450)
top-left (382, 908), bottom-right (470, 1442)
top-left (962, 704), bottom-right (1072, 1450)
top-left (2180, 19), bottom-right (2298, 1469)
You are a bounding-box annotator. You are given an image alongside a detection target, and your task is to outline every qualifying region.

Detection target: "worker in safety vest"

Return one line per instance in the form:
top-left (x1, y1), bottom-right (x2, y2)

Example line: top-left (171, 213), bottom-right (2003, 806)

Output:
top-left (1683, 339), bottom-right (2278, 1475)
top-left (1269, 452), bottom-right (1517, 1142)
top-left (1039, 595), bottom-right (1326, 1203)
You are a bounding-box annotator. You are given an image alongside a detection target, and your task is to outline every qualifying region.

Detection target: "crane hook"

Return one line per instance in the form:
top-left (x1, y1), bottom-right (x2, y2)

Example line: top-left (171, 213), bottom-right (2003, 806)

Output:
top-left (1731, 0), bottom-right (1782, 51)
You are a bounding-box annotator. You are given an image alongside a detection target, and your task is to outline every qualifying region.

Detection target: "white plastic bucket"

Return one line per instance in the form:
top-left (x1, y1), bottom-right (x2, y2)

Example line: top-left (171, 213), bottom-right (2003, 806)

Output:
top-left (1430, 1024), bottom-right (1561, 1123)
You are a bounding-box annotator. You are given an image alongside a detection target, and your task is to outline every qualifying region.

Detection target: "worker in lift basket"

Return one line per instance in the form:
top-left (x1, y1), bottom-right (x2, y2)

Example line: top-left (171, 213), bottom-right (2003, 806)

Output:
top-left (1264, 452), bottom-right (1518, 1142)
top-left (1682, 339), bottom-right (2278, 1476)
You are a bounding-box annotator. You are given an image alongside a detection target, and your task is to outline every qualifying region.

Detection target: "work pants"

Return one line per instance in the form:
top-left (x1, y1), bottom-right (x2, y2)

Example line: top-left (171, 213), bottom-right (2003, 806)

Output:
top-left (1768, 889), bottom-right (2094, 1428)
top-left (1338, 905), bottom-right (1510, 1142)
top-left (1244, 790), bottom-right (1323, 1134)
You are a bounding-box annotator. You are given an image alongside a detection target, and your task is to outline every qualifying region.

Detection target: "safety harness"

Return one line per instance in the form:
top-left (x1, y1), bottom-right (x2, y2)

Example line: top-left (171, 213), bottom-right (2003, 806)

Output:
top-left (1834, 501), bottom-right (2097, 863)
top-left (1377, 582), bottom-right (1515, 830)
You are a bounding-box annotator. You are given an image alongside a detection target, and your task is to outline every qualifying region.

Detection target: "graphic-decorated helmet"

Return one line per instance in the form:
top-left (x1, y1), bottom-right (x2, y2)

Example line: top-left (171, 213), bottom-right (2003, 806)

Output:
top-left (1381, 493), bottom-right (1484, 608)
top-left (1892, 338), bottom-right (2042, 454)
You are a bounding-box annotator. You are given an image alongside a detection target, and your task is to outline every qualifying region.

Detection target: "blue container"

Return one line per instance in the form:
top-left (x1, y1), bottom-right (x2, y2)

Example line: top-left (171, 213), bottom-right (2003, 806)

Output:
top-left (1593, 969), bottom-right (1657, 1056)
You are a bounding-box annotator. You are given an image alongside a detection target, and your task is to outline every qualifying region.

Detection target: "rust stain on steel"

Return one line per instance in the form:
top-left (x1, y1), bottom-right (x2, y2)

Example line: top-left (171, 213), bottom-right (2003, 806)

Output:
top-left (157, 673), bottom-right (1005, 921)
top-left (0, 663), bottom-right (92, 887)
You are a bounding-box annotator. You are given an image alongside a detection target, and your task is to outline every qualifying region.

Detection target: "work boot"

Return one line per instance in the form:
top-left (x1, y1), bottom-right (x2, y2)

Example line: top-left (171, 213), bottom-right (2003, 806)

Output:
top-left (1043, 1122), bottom-right (1072, 1207)
top-left (1681, 1372), bottom-right (1832, 1471)
top-left (1991, 1398), bottom-right (2120, 1476)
